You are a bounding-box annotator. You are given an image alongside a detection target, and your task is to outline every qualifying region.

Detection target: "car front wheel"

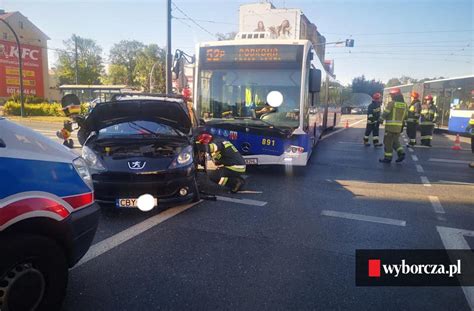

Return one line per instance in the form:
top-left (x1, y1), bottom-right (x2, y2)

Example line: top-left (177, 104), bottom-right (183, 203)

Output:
top-left (0, 235), bottom-right (68, 311)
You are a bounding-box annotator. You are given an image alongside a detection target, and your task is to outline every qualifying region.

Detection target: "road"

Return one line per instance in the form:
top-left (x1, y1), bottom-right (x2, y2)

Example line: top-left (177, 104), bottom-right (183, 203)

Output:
top-left (12, 115), bottom-right (474, 310)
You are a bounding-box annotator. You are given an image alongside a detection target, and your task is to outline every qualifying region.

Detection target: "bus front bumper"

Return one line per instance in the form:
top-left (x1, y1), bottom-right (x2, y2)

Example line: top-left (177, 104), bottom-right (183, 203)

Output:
top-left (243, 152), bottom-right (309, 166)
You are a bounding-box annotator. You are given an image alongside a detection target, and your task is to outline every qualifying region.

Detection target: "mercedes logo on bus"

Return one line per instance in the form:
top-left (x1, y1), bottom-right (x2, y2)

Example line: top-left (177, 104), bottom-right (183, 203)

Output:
top-left (241, 142), bottom-right (251, 153)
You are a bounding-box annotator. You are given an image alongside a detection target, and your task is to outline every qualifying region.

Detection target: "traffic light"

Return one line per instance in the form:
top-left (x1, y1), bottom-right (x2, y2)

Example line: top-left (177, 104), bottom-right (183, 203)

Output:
top-left (345, 39), bottom-right (355, 47)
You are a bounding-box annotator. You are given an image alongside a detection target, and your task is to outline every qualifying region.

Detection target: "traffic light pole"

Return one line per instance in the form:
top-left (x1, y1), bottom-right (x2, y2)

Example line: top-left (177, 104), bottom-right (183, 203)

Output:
top-left (165, 0), bottom-right (172, 94)
top-left (0, 19), bottom-right (25, 117)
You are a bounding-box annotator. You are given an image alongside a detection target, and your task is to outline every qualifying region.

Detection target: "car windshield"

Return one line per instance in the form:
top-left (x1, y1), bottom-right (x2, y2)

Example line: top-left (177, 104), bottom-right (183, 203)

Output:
top-left (199, 69), bottom-right (301, 128)
top-left (97, 121), bottom-right (179, 137)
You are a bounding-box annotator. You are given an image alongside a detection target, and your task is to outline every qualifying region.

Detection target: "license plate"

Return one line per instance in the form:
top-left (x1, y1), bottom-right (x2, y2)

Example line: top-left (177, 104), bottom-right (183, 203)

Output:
top-left (116, 197), bottom-right (158, 208)
top-left (245, 158), bottom-right (258, 165)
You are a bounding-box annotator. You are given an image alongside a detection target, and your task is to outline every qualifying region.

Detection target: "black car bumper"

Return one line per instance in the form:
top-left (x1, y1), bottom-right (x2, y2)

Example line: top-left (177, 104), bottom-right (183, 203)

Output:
top-left (67, 202), bottom-right (100, 266)
top-left (92, 166), bottom-right (197, 206)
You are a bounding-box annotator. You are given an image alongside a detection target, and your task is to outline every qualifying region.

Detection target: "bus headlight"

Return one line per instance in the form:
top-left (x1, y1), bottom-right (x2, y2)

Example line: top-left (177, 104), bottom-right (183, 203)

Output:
top-left (285, 145), bottom-right (304, 155)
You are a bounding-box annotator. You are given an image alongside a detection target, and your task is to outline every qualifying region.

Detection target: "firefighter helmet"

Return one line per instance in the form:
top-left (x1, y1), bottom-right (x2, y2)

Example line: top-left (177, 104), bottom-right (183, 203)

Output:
top-left (424, 94), bottom-right (433, 101)
top-left (197, 133), bottom-right (213, 144)
top-left (389, 88), bottom-right (401, 95)
top-left (411, 91), bottom-right (420, 99)
top-left (372, 93), bottom-right (382, 101)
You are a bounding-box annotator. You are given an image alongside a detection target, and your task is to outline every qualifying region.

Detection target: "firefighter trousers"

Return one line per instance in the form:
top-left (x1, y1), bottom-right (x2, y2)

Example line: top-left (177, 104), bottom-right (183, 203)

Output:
top-left (420, 123), bottom-right (435, 146)
top-left (383, 131), bottom-right (404, 160)
top-left (208, 166), bottom-right (244, 189)
top-left (406, 120), bottom-right (417, 146)
top-left (364, 122), bottom-right (380, 144)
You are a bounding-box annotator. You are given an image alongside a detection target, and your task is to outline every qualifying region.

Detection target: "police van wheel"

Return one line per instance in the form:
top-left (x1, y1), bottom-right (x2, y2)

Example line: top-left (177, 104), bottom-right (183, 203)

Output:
top-left (0, 235), bottom-right (68, 311)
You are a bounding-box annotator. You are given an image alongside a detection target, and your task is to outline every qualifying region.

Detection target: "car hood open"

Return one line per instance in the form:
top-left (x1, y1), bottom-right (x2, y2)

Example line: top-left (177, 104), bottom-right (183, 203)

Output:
top-left (83, 99), bottom-right (192, 135)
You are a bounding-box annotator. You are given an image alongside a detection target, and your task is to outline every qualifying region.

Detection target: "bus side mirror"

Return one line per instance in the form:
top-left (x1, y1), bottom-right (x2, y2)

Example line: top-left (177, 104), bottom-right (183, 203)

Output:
top-left (309, 69), bottom-right (322, 93)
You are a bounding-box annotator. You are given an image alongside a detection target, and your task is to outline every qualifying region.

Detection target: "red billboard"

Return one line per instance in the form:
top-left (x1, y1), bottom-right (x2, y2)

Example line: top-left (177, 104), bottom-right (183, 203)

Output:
top-left (0, 39), bottom-right (44, 97)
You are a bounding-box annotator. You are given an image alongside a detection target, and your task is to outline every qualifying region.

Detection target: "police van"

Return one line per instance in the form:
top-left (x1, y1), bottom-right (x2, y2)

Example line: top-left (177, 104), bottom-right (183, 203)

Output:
top-left (0, 117), bottom-right (100, 311)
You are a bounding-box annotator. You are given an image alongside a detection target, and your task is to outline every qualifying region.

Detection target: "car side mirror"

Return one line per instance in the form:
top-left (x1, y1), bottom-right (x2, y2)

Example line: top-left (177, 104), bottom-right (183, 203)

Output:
top-left (309, 69), bottom-right (322, 93)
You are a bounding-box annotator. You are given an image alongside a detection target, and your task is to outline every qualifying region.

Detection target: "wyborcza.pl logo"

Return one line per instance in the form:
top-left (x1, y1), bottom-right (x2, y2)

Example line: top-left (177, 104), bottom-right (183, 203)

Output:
top-left (356, 250), bottom-right (474, 286)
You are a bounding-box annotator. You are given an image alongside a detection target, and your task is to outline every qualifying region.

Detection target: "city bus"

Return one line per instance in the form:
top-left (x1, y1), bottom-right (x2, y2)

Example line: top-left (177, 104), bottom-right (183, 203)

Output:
top-left (384, 75), bottom-right (474, 134)
top-left (193, 37), bottom-right (341, 166)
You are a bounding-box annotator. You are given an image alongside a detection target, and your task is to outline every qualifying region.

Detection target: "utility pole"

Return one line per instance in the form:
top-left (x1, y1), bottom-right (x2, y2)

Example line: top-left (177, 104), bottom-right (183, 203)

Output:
top-left (166, 0), bottom-right (172, 94)
top-left (0, 19), bottom-right (24, 117)
top-left (74, 34), bottom-right (79, 85)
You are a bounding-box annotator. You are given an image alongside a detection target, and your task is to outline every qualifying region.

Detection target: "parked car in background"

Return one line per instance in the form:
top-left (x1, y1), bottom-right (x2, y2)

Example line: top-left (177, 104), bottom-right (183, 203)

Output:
top-left (0, 117), bottom-right (99, 311)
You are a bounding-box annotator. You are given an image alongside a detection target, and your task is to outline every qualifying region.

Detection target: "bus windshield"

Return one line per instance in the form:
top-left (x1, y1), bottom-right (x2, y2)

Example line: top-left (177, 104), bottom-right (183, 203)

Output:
top-left (198, 68), bottom-right (302, 128)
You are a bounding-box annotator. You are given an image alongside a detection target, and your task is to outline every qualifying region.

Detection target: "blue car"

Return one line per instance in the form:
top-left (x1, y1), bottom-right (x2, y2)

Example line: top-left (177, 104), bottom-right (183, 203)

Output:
top-left (0, 117), bottom-right (100, 311)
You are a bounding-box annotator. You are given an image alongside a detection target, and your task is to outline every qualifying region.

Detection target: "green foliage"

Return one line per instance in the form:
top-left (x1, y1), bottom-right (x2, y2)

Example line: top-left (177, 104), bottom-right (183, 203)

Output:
top-left (8, 94), bottom-right (48, 104)
top-left (351, 75), bottom-right (384, 96)
top-left (3, 101), bottom-right (89, 116)
top-left (109, 40), bottom-right (145, 86)
top-left (55, 34), bottom-right (104, 85)
top-left (102, 64), bottom-right (128, 85)
top-left (134, 44), bottom-right (166, 93)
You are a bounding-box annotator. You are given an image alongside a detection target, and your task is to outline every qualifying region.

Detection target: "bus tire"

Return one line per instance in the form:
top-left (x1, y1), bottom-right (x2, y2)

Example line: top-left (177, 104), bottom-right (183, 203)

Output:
top-left (0, 234), bottom-right (68, 311)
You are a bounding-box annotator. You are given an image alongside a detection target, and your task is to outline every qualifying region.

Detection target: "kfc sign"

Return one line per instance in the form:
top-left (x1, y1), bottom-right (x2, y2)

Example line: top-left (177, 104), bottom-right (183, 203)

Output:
top-left (0, 40), bottom-right (44, 97)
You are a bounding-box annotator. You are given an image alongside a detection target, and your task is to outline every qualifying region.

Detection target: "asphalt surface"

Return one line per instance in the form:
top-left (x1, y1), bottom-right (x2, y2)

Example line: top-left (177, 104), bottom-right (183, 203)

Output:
top-left (11, 115), bottom-right (474, 310)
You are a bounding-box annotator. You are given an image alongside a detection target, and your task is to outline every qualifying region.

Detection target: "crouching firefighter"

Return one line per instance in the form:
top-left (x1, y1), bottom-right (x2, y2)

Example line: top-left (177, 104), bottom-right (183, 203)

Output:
top-left (379, 88), bottom-right (408, 163)
top-left (196, 133), bottom-right (246, 193)
top-left (364, 92), bottom-right (383, 147)
top-left (420, 94), bottom-right (438, 147)
top-left (406, 91), bottom-right (422, 147)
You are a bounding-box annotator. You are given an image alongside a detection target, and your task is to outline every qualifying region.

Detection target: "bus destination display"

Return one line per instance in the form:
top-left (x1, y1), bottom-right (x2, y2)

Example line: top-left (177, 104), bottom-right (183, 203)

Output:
top-left (202, 45), bottom-right (301, 64)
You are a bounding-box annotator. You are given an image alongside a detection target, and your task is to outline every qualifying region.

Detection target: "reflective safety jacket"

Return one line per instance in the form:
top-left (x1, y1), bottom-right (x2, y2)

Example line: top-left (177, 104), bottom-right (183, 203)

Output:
top-left (466, 117), bottom-right (474, 136)
top-left (407, 100), bottom-right (421, 123)
top-left (209, 138), bottom-right (246, 172)
top-left (382, 101), bottom-right (408, 133)
top-left (420, 103), bottom-right (438, 124)
top-left (367, 101), bottom-right (382, 124)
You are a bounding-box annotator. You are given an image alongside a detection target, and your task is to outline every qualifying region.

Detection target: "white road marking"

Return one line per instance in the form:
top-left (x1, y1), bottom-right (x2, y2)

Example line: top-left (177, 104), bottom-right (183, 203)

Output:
top-left (429, 158), bottom-right (472, 165)
top-left (408, 148), bottom-right (414, 153)
top-left (74, 201), bottom-right (200, 268)
top-left (34, 129), bottom-right (58, 134)
top-left (321, 210), bottom-right (406, 227)
top-left (237, 190), bottom-right (263, 194)
top-left (415, 164), bottom-right (424, 173)
top-left (428, 196), bottom-right (445, 214)
top-left (420, 176), bottom-right (431, 187)
top-left (216, 195), bottom-right (267, 206)
top-left (437, 226), bottom-right (474, 310)
top-left (411, 155), bottom-right (419, 161)
top-left (438, 180), bottom-right (474, 186)
top-left (321, 119), bottom-right (365, 141)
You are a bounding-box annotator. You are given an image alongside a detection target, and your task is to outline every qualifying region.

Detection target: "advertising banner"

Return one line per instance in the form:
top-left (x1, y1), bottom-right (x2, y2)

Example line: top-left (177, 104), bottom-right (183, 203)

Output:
top-left (0, 39), bottom-right (44, 97)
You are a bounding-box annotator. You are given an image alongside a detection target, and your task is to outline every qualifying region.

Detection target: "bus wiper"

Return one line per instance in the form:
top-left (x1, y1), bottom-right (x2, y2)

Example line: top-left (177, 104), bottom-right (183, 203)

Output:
top-left (232, 117), bottom-right (291, 136)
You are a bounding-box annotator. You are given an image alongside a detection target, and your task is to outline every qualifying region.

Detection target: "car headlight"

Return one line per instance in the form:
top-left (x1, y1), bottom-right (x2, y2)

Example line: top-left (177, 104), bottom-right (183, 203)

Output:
top-left (72, 157), bottom-right (93, 190)
top-left (170, 146), bottom-right (194, 168)
top-left (82, 145), bottom-right (105, 170)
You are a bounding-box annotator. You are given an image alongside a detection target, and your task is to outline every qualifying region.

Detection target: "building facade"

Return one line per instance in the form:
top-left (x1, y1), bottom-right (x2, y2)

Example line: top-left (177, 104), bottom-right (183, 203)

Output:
top-left (0, 10), bottom-right (50, 101)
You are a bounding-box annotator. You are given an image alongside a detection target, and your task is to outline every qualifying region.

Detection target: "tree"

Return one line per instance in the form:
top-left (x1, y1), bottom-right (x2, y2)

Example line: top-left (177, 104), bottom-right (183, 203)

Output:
top-left (134, 44), bottom-right (166, 92)
top-left (102, 64), bottom-right (128, 85)
top-left (109, 40), bottom-right (145, 86)
top-left (55, 34), bottom-right (104, 85)
top-left (351, 75), bottom-right (384, 96)
top-left (386, 78), bottom-right (402, 87)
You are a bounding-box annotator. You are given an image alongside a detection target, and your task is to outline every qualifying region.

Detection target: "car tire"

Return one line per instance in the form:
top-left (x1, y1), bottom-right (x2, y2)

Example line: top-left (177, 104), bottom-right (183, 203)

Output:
top-left (0, 235), bottom-right (68, 311)
top-left (191, 178), bottom-right (200, 202)
top-left (77, 128), bottom-right (87, 146)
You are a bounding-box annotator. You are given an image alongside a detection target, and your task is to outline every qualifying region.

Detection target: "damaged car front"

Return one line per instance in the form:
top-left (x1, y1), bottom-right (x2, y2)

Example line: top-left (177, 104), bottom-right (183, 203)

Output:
top-left (80, 96), bottom-right (199, 209)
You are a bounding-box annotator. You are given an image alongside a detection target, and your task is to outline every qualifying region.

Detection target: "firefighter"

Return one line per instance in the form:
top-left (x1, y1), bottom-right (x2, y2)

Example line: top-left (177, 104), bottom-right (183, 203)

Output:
top-left (406, 91), bottom-right (422, 147)
top-left (379, 88), bottom-right (408, 163)
top-left (419, 94), bottom-right (438, 147)
top-left (363, 93), bottom-right (383, 147)
top-left (466, 113), bottom-right (474, 168)
top-left (196, 133), bottom-right (246, 193)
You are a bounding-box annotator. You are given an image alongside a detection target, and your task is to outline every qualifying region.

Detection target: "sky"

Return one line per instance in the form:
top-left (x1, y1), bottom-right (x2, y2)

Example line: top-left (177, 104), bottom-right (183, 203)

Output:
top-left (1, 0), bottom-right (473, 85)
